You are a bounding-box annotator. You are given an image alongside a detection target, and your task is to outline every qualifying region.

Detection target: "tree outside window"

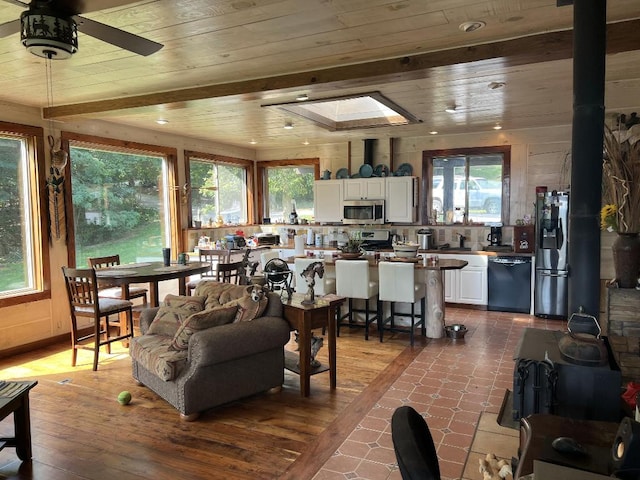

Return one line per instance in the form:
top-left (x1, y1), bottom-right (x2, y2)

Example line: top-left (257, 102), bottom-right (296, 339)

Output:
top-left (69, 146), bottom-right (171, 266)
top-left (264, 166), bottom-right (315, 223)
top-left (189, 159), bottom-right (247, 226)
top-left (0, 124), bottom-right (48, 304)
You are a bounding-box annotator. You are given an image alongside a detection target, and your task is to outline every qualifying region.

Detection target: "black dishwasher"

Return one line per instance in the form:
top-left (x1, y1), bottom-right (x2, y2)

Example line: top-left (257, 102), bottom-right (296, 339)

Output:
top-left (487, 256), bottom-right (532, 313)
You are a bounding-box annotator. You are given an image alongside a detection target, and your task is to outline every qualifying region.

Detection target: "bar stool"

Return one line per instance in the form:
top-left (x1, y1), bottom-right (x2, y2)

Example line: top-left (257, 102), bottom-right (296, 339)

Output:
top-left (335, 259), bottom-right (379, 340)
top-left (377, 261), bottom-right (426, 346)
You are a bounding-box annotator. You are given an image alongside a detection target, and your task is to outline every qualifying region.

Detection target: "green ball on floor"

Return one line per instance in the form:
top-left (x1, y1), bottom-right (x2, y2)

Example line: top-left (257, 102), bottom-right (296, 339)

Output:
top-left (117, 391), bottom-right (132, 405)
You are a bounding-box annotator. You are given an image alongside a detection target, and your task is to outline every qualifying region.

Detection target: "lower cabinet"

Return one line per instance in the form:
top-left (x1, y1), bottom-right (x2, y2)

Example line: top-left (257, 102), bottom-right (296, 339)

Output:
top-left (438, 254), bottom-right (488, 306)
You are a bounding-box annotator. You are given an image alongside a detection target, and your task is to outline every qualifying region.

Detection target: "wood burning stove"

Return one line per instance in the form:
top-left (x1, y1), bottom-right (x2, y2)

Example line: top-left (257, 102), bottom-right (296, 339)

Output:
top-left (512, 328), bottom-right (622, 422)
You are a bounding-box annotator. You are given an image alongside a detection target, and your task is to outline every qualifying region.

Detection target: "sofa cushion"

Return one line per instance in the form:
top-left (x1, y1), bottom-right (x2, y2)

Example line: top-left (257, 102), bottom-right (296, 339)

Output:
top-left (170, 305), bottom-right (238, 350)
top-left (234, 294), bottom-right (268, 322)
top-left (129, 335), bottom-right (188, 381)
top-left (194, 282), bottom-right (247, 310)
top-left (147, 295), bottom-right (205, 337)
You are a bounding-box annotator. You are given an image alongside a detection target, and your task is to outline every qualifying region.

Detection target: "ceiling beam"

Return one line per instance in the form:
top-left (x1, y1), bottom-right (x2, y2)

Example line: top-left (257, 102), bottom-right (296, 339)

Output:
top-left (44, 19), bottom-right (640, 119)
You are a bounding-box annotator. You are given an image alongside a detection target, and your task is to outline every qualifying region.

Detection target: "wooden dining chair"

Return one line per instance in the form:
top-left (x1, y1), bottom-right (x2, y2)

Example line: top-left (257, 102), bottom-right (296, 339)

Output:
top-left (62, 266), bottom-right (134, 371)
top-left (186, 248), bottom-right (231, 293)
top-left (216, 260), bottom-right (244, 284)
top-left (88, 255), bottom-right (148, 305)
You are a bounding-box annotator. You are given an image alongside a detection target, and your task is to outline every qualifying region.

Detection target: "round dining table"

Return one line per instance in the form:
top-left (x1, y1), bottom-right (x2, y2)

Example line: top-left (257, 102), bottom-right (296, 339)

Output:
top-left (94, 261), bottom-right (211, 307)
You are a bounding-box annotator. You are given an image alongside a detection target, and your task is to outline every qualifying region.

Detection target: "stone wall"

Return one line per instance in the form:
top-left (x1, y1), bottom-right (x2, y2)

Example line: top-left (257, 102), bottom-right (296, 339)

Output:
top-left (606, 287), bottom-right (640, 383)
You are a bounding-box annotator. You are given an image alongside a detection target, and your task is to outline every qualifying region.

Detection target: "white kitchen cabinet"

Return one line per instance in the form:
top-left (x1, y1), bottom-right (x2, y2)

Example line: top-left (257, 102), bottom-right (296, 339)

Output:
top-left (343, 177), bottom-right (386, 200)
top-left (385, 176), bottom-right (417, 223)
top-left (437, 254), bottom-right (488, 305)
top-left (314, 180), bottom-right (343, 223)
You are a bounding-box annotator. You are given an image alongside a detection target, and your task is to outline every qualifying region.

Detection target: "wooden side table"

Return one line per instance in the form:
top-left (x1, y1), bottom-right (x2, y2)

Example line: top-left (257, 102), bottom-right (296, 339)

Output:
top-left (514, 413), bottom-right (618, 478)
top-left (282, 294), bottom-right (345, 397)
top-left (0, 380), bottom-right (38, 461)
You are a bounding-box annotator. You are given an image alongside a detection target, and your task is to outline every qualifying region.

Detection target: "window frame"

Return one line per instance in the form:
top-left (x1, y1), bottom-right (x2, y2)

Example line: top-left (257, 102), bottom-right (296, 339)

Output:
top-left (61, 132), bottom-right (180, 267)
top-left (0, 121), bottom-right (50, 307)
top-left (256, 158), bottom-right (320, 224)
top-left (184, 151), bottom-right (254, 227)
top-left (421, 145), bottom-right (511, 225)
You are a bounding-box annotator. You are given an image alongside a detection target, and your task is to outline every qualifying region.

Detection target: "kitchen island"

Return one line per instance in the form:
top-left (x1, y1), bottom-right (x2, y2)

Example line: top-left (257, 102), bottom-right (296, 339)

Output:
top-left (289, 255), bottom-right (468, 339)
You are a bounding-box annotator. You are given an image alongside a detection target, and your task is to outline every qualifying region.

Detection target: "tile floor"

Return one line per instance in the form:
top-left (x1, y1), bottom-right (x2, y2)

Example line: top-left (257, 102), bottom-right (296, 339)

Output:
top-left (313, 307), bottom-right (564, 480)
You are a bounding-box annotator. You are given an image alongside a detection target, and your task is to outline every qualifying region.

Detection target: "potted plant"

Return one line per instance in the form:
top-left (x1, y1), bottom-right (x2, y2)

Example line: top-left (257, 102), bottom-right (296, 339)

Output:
top-left (339, 233), bottom-right (364, 258)
top-left (602, 116), bottom-right (640, 288)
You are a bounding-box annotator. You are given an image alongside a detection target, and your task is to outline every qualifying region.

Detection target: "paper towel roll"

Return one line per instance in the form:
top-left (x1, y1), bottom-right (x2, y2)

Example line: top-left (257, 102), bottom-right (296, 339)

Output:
top-left (294, 234), bottom-right (305, 256)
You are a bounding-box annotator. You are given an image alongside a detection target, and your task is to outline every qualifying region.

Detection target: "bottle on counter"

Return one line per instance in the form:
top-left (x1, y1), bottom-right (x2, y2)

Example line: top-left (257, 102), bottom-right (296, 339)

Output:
top-left (289, 202), bottom-right (298, 225)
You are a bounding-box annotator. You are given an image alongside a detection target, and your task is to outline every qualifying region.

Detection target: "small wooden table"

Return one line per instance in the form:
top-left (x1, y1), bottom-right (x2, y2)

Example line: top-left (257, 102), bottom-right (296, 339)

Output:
top-left (514, 413), bottom-right (619, 478)
top-left (0, 380), bottom-right (38, 461)
top-left (282, 294), bottom-right (345, 397)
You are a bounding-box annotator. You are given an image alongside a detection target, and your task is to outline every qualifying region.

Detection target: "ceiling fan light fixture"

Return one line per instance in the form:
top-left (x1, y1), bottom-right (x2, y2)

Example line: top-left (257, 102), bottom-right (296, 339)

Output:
top-left (296, 93), bottom-right (309, 101)
top-left (445, 105), bottom-right (457, 113)
top-left (156, 118), bottom-right (168, 125)
top-left (284, 121), bottom-right (294, 129)
top-left (20, 12), bottom-right (78, 59)
top-left (429, 130), bottom-right (438, 135)
top-left (249, 139), bottom-right (257, 145)
top-left (493, 123), bottom-right (503, 130)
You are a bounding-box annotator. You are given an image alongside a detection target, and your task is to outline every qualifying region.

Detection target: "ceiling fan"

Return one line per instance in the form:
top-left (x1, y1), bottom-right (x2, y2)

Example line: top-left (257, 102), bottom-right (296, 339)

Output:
top-left (0, 0), bottom-right (163, 58)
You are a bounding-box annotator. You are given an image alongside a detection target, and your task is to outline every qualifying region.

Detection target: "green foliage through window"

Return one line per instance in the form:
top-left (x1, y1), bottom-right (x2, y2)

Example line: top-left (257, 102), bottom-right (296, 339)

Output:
top-left (70, 146), bottom-right (169, 266)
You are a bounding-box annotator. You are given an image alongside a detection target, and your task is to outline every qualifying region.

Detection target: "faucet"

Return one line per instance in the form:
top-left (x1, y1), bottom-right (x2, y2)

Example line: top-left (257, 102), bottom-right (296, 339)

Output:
top-left (455, 232), bottom-right (465, 249)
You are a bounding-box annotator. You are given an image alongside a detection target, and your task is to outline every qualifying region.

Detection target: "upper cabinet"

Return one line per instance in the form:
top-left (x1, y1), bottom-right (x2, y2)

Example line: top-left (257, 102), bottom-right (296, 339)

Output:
top-left (343, 177), bottom-right (386, 200)
top-left (385, 176), bottom-right (417, 223)
top-left (314, 179), bottom-right (343, 223)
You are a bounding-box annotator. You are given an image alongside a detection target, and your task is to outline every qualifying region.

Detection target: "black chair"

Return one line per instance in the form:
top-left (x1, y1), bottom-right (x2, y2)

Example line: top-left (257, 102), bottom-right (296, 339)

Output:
top-left (391, 406), bottom-right (441, 480)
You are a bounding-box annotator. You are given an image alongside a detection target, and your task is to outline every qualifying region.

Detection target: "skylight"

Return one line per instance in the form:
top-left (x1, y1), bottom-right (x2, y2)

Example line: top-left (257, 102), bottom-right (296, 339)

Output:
top-left (264, 92), bottom-right (418, 131)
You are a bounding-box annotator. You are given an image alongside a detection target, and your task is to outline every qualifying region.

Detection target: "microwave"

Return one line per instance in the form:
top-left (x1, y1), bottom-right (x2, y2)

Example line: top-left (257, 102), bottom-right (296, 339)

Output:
top-left (343, 200), bottom-right (385, 224)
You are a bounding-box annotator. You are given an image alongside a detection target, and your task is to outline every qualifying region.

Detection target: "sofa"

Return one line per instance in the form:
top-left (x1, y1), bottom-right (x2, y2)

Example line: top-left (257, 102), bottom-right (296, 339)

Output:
top-left (130, 282), bottom-right (292, 420)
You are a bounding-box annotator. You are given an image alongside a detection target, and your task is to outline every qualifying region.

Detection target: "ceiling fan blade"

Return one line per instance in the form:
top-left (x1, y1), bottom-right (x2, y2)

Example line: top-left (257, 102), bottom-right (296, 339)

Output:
top-left (73, 14), bottom-right (163, 56)
top-left (0, 18), bottom-right (20, 38)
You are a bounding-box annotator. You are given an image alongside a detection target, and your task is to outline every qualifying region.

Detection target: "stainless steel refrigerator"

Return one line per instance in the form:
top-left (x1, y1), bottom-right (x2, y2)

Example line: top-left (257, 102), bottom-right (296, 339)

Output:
top-left (534, 191), bottom-right (569, 318)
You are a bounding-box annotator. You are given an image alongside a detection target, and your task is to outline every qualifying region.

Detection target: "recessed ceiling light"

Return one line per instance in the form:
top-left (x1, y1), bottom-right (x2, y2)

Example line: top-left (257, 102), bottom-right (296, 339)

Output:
top-left (493, 123), bottom-right (503, 130)
top-left (445, 105), bottom-right (457, 113)
top-left (296, 94), bottom-right (309, 101)
top-left (156, 119), bottom-right (168, 125)
top-left (284, 121), bottom-right (294, 129)
top-left (459, 20), bottom-right (486, 33)
top-left (249, 139), bottom-right (257, 145)
top-left (488, 81), bottom-right (506, 90)
top-left (429, 130), bottom-right (438, 135)
top-left (302, 140), bottom-right (309, 145)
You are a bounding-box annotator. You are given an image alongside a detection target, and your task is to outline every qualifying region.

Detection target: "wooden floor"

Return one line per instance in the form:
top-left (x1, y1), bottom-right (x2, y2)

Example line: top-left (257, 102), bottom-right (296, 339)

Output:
top-left (0, 324), bottom-right (421, 480)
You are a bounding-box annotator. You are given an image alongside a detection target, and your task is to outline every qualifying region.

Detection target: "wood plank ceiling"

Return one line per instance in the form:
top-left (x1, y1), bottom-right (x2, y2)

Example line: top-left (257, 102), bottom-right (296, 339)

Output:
top-left (0, 0), bottom-right (639, 149)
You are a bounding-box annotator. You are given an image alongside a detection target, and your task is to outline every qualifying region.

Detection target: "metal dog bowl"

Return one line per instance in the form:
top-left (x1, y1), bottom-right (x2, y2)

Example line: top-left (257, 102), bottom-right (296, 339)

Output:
top-left (445, 324), bottom-right (468, 340)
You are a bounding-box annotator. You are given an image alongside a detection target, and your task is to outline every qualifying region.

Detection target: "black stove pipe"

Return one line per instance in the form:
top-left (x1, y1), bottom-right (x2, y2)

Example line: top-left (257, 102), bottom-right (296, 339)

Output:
top-left (568, 0), bottom-right (606, 319)
top-left (363, 139), bottom-right (375, 165)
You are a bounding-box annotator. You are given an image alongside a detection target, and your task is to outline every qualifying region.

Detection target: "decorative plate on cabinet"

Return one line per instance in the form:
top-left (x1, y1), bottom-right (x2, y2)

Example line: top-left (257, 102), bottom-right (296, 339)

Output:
top-left (394, 163), bottom-right (413, 176)
top-left (359, 164), bottom-right (373, 178)
top-left (336, 168), bottom-right (349, 179)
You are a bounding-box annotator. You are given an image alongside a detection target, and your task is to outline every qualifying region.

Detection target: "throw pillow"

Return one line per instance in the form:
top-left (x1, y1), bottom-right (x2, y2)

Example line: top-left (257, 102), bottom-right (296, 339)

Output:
top-left (170, 305), bottom-right (238, 350)
top-left (233, 294), bottom-right (268, 322)
top-left (147, 294), bottom-right (206, 337)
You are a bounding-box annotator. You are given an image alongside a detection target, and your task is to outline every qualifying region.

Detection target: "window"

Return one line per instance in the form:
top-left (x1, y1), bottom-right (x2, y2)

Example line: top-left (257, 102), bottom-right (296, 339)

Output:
top-left (185, 152), bottom-right (252, 227)
top-left (422, 146), bottom-right (510, 225)
top-left (0, 122), bottom-right (49, 306)
top-left (63, 133), bottom-right (179, 267)
top-left (257, 159), bottom-right (319, 224)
